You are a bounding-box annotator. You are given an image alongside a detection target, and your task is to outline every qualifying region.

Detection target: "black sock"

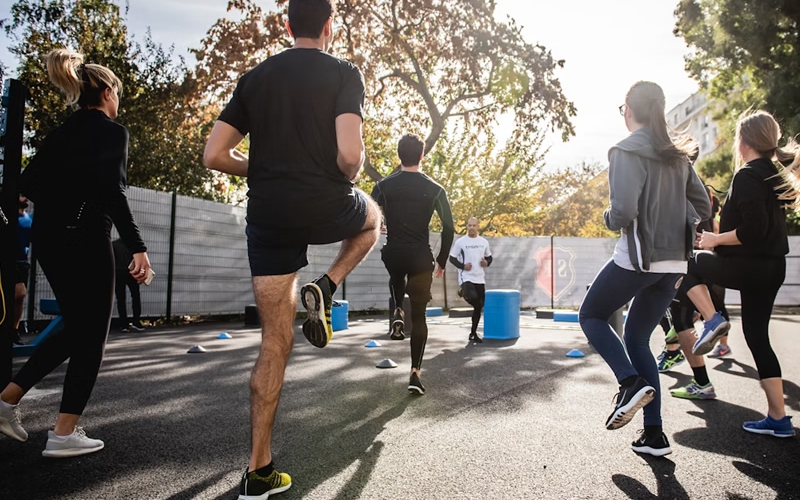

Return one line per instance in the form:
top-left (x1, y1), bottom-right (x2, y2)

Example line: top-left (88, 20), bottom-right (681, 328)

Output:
top-left (249, 462), bottom-right (274, 476)
top-left (322, 274), bottom-right (337, 295)
top-left (644, 424), bottom-right (662, 437)
top-left (665, 349), bottom-right (682, 358)
top-left (692, 365), bottom-right (710, 386)
top-left (620, 375), bottom-right (638, 387)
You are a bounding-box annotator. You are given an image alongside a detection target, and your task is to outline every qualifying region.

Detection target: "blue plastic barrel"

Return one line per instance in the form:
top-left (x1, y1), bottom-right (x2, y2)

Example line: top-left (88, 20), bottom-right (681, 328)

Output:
top-left (483, 290), bottom-right (520, 339)
top-left (331, 300), bottom-right (349, 331)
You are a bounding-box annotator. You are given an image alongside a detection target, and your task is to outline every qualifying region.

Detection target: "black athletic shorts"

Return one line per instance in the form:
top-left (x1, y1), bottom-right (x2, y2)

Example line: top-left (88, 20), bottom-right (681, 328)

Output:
top-left (247, 189), bottom-right (370, 276)
top-left (15, 261), bottom-right (30, 285)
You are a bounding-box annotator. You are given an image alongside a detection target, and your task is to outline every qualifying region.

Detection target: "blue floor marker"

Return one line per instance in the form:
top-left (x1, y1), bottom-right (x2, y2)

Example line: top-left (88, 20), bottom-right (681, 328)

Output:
top-left (217, 333), bottom-right (232, 339)
top-left (566, 349), bottom-right (585, 358)
top-left (365, 340), bottom-right (382, 348)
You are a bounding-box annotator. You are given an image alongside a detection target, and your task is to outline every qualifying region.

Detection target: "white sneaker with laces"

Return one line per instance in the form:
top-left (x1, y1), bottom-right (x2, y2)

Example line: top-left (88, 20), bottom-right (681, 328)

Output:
top-left (42, 427), bottom-right (104, 458)
top-left (0, 400), bottom-right (28, 442)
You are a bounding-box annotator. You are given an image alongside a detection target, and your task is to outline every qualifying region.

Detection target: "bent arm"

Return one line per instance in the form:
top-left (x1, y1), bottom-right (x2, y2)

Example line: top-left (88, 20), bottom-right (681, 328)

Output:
top-left (204, 121), bottom-right (248, 177)
top-left (335, 113), bottom-right (365, 180)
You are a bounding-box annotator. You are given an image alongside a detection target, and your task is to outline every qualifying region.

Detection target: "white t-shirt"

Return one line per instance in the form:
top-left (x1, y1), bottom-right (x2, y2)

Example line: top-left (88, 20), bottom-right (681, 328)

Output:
top-left (450, 235), bottom-right (492, 284)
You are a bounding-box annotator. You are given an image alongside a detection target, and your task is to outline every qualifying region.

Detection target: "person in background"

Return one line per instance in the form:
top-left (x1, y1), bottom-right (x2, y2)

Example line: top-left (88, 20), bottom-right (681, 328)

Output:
top-left (13, 196), bottom-right (33, 345)
top-left (449, 217), bottom-right (493, 343)
top-left (112, 238), bottom-right (144, 332)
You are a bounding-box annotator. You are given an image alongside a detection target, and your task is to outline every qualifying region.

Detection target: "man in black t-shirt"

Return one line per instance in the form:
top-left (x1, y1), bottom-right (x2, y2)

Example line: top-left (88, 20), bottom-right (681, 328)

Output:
top-left (203, 0), bottom-right (380, 497)
top-left (371, 134), bottom-right (455, 395)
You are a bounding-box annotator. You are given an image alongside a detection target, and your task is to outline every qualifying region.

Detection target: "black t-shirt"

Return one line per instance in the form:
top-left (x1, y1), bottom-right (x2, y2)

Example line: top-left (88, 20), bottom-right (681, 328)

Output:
top-left (218, 48), bottom-right (365, 227)
top-left (371, 170), bottom-right (455, 268)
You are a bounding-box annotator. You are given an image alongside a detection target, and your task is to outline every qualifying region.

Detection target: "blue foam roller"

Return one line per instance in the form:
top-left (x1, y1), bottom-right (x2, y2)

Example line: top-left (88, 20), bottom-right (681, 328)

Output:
top-left (425, 307), bottom-right (443, 317)
top-left (331, 300), bottom-right (349, 331)
top-left (483, 289), bottom-right (521, 340)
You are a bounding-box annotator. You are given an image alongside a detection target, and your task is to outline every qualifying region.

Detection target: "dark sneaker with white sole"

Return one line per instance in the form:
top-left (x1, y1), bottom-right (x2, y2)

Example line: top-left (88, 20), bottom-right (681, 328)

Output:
top-left (408, 372), bottom-right (425, 395)
top-left (743, 415), bottom-right (795, 438)
top-left (468, 332), bottom-right (483, 343)
top-left (301, 275), bottom-right (334, 348)
top-left (390, 307), bottom-right (405, 340)
top-left (631, 430), bottom-right (673, 457)
top-left (238, 467), bottom-right (292, 500)
top-left (605, 376), bottom-right (655, 430)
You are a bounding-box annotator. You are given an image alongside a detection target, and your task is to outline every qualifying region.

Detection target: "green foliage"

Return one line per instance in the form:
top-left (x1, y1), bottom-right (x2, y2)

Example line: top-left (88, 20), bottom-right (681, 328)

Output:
top-left (3, 0), bottom-right (238, 201)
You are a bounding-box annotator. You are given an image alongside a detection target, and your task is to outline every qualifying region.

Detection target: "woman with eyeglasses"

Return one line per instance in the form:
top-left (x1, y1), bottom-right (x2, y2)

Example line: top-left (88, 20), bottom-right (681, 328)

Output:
top-left (579, 81), bottom-right (712, 457)
top-left (0, 48), bottom-right (151, 457)
top-left (683, 110), bottom-right (799, 437)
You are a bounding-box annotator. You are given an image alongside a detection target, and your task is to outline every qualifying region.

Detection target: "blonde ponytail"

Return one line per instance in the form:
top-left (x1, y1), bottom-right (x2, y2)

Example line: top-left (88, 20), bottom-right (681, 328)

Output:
top-left (774, 140), bottom-right (800, 209)
top-left (44, 48), bottom-right (122, 108)
top-left (45, 48), bottom-right (84, 106)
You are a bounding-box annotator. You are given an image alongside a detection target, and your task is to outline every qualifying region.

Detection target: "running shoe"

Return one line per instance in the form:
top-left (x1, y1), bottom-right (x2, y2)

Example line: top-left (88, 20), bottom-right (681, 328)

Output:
top-left (631, 430), bottom-right (672, 457)
top-left (605, 376), bottom-right (655, 430)
top-left (390, 307), bottom-right (405, 340)
top-left (301, 275), bottom-right (334, 348)
top-left (670, 379), bottom-right (717, 400)
top-left (743, 415), bottom-right (795, 438)
top-left (707, 344), bottom-right (732, 358)
top-left (130, 323), bottom-right (145, 332)
top-left (692, 312), bottom-right (730, 356)
top-left (238, 467), bottom-right (292, 499)
top-left (42, 427), bottom-right (104, 458)
top-left (0, 401), bottom-right (28, 442)
top-left (657, 351), bottom-right (685, 373)
top-left (664, 327), bottom-right (679, 345)
top-left (468, 332), bottom-right (483, 343)
top-left (408, 372), bottom-right (426, 395)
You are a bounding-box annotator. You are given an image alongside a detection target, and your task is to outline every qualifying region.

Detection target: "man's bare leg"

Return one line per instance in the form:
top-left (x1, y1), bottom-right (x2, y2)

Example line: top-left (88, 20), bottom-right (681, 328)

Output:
top-left (325, 196), bottom-right (381, 286)
top-left (249, 273), bottom-right (297, 471)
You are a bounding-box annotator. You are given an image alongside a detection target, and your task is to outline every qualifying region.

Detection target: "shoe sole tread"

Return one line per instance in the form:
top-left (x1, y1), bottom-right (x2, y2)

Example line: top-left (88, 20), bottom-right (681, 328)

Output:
top-left (606, 387), bottom-right (655, 430)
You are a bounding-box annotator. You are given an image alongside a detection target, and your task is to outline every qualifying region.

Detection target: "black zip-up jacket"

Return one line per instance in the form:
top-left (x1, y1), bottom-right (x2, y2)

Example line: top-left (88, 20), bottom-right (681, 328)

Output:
top-left (717, 157), bottom-right (789, 259)
top-left (19, 109), bottom-right (146, 253)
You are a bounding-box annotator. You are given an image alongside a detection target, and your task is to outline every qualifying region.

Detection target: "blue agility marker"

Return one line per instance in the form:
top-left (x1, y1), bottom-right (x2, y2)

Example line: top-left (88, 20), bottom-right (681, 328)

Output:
top-left (217, 333), bottom-right (232, 339)
top-left (364, 340), bottom-right (382, 348)
top-left (566, 349), bottom-right (585, 358)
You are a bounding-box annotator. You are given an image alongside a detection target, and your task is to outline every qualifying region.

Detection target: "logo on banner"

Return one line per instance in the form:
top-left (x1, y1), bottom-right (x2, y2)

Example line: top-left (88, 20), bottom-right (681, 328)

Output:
top-left (534, 246), bottom-right (577, 301)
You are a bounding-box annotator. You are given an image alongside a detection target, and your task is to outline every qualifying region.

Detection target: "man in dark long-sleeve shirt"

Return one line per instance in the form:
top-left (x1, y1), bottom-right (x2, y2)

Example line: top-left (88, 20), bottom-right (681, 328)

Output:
top-left (370, 134), bottom-right (455, 395)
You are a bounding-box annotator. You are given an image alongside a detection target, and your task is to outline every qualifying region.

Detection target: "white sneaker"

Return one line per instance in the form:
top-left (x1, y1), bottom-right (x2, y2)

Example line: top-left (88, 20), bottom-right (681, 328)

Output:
top-left (42, 427), bottom-right (104, 458)
top-left (0, 401), bottom-right (28, 442)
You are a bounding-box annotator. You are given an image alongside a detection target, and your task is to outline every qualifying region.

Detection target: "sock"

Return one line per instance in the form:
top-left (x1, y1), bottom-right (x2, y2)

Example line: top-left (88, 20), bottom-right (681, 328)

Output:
top-left (665, 349), bottom-right (682, 358)
top-left (692, 365), bottom-right (710, 386)
top-left (0, 400), bottom-right (13, 409)
top-left (644, 424), bottom-right (662, 437)
top-left (250, 462), bottom-right (274, 476)
top-left (322, 274), bottom-right (337, 295)
top-left (620, 375), bottom-right (638, 387)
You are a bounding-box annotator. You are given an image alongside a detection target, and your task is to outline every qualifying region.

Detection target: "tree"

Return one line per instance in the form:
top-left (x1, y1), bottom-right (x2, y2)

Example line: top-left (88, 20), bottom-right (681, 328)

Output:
top-left (675, 0), bottom-right (800, 233)
top-left (193, 0), bottom-right (576, 182)
top-left (3, 0), bottom-right (236, 200)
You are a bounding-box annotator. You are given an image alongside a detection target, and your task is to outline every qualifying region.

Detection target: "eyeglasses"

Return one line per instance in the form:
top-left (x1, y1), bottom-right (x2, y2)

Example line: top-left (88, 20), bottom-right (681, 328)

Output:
top-left (618, 104), bottom-right (627, 116)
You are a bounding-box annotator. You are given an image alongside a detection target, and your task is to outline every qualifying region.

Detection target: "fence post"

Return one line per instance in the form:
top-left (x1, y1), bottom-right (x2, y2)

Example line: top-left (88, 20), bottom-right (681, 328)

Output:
top-left (166, 189), bottom-right (177, 320)
top-left (550, 235), bottom-right (555, 310)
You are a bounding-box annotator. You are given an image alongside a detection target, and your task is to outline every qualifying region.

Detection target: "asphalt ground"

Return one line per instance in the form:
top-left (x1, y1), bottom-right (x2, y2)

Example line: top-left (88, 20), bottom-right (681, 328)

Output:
top-left (1, 312), bottom-right (798, 500)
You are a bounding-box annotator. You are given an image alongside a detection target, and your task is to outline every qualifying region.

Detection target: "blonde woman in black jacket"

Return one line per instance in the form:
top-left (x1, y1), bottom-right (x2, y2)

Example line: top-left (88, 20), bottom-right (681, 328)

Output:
top-left (0, 49), bottom-right (150, 457)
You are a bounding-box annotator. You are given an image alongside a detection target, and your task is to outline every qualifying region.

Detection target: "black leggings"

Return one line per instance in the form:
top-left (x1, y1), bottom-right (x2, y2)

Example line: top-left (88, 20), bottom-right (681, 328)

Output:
top-left (684, 251), bottom-right (785, 379)
top-left (14, 232), bottom-right (114, 415)
top-left (381, 246), bottom-right (434, 370)
top-left (461, 282), bottom-right (486, 334)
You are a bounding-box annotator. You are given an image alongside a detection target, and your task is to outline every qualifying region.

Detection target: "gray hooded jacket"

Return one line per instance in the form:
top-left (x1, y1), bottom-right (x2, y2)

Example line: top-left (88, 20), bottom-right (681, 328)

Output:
top-left (604, 128), bottom-right (711, 272)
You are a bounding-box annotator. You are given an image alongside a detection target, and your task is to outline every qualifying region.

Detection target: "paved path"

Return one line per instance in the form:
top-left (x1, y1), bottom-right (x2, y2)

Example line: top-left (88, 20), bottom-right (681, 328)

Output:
top-left (1, 313), bottom-right (798, 499)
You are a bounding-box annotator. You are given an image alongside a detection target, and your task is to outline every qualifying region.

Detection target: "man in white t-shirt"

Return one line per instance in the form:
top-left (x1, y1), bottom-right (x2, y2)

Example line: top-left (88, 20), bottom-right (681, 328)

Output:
top-left (449, 217), bottom-right (493, 342)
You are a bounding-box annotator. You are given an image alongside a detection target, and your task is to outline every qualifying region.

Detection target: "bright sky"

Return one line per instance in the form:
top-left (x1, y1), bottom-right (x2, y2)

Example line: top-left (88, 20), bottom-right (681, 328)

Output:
top-left (0, 0), bottom-right (698, 168)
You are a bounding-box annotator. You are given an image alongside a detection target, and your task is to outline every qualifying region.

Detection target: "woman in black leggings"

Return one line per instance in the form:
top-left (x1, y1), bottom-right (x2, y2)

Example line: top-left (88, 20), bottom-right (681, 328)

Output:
top-left (684, 110), bottom-right (799, 438)
top-left (0, 48), bottom-right (151, 456)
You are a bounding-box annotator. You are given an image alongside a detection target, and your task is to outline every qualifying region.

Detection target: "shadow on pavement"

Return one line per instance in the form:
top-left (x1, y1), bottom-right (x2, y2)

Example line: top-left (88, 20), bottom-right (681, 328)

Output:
top-left (612, 456), bottom-right (689, 500)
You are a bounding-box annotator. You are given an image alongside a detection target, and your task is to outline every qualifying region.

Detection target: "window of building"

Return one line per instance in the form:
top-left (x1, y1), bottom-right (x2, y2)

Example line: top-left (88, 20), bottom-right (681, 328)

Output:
top-left (704, 115), bottom-right (710, 128)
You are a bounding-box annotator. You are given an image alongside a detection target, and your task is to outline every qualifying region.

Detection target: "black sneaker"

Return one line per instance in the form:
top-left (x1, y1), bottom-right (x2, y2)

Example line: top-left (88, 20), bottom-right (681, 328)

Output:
top-left (605, 376), bottom-right (655, 430)
top-left (468, 332), bottom-right (483, 343)
top-left (238, 467), bottom-right (292, 500)
top-left (12, 334), bottom-right (25, 346)
top-left (408, 372), bottom-right (425, 395)
top-left (631, 430), bottom-right (673, 457)
top-left (390, 308), bottom-right (405, 340)
top-left (301, 275), bottom-right (334, 348)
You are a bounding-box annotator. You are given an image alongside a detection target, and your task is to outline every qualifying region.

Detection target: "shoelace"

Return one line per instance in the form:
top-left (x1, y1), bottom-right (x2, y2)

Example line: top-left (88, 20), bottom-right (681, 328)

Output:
top-left (12, 405), bottom-right (22, 424)
top-left (73, 427), bottom-right (88, 439)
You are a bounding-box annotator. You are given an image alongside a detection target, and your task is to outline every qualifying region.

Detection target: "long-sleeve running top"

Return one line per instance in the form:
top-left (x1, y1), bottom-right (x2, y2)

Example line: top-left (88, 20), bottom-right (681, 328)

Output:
top-left (20, 108), bottom-right (146, 253)
top-left (371, 170), bottom-right (455, 268)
